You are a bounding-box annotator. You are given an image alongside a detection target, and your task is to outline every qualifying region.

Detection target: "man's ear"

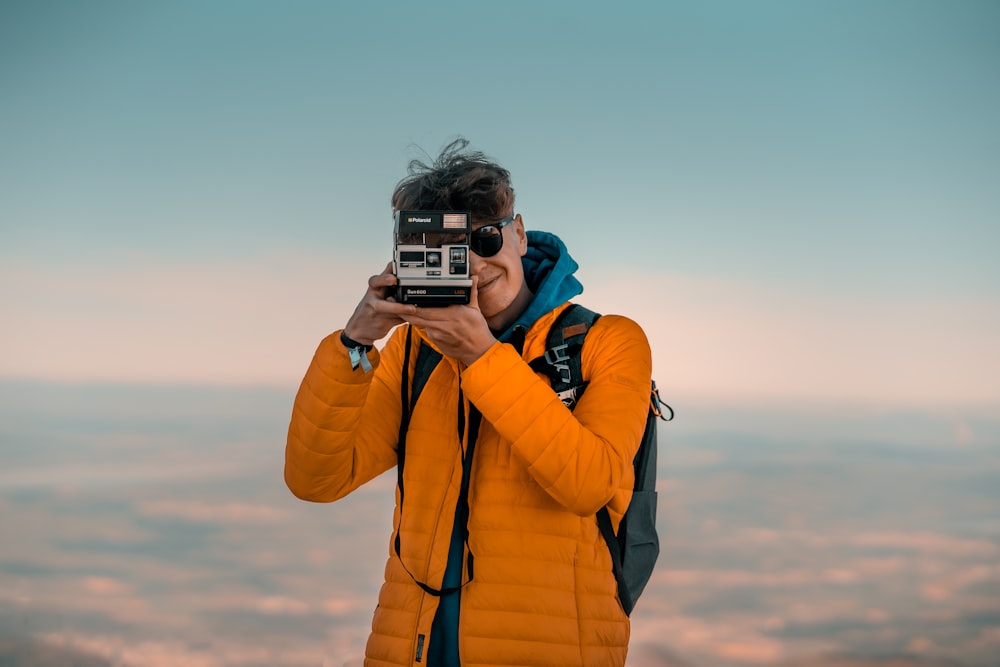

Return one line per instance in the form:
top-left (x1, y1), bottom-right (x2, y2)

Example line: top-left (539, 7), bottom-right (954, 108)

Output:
top-left (514, 214), bottom-right (528, 256)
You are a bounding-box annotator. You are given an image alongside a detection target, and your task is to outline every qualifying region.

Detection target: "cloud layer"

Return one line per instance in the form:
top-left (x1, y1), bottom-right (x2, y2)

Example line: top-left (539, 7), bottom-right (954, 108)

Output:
top-left (2, 381), bottom-right (999, 666)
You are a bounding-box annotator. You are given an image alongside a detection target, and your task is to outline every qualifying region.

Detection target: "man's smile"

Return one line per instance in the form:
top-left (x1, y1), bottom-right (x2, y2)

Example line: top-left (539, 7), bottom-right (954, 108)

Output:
top-left (477, 275), bottom-right (499, 291)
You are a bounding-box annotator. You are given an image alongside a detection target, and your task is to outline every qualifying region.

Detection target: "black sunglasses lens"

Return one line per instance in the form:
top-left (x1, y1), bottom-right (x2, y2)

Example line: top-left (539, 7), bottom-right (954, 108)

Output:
top-left (471, 227), bottom-right (503, 257)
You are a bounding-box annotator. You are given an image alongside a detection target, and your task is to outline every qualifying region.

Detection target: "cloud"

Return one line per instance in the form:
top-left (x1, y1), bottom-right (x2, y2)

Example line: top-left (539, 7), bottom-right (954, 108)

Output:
top-left (658, 568), bottom-right (862, 589)
top-left (657, 525), bottom-right (999, 561)
top-left (630, 613), bottom-right (789, 665)
top-left (135, 500), bottom-right (289, 524)
top-left (31, 630), bottom-right (367, 667)
top-left (716, 639), bottom-right (783, 663)
top-left (3, 381), bottom-right (997, 667)
top-left (0, 637), bottom-right (113, 667)
top-left (920, 564), bottom-right (1000, 602)
top-left (625, 643), bottom-right (699, 667)
top-left (81, 576), bottom-right (132, 597)
top-left (254, 595), bottom-right (310, 616)
top-left (849, 532), bottom-right (999, 558)
top-left (773, 657), bottom-right (968, 667)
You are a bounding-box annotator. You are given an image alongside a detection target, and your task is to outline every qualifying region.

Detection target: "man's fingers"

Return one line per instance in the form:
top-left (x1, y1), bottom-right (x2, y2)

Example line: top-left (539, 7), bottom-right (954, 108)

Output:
top-left (369, 272), bottom-right (398, 291)
top-left (381, 300), bottom-right (417, 317)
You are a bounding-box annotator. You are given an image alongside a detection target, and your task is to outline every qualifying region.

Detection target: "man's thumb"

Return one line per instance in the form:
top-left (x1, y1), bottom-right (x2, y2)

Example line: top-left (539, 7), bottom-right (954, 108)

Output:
top-left (468, 275), bottom-right (480, 309)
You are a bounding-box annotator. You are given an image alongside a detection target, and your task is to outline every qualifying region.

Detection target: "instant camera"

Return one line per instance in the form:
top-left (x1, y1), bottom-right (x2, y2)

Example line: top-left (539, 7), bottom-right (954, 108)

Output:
top-left (393, 210), bottom-right (473, 306)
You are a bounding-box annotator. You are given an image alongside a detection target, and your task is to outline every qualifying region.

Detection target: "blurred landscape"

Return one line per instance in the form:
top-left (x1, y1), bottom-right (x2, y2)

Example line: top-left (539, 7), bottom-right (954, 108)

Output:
top-left (1, 379), bottom-right (998, 667)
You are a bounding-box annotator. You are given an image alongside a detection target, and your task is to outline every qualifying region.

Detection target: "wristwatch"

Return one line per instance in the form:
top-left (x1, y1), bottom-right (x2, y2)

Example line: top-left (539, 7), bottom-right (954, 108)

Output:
top-left (340, 331), bottom-right (374, 372)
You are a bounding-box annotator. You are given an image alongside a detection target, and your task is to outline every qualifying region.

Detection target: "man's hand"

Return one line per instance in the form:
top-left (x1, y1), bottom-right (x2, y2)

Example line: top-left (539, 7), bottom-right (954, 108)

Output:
top-left (401, 276), bottom-right (497, 366)
top-left (343, 262), bottom-right (414, 345)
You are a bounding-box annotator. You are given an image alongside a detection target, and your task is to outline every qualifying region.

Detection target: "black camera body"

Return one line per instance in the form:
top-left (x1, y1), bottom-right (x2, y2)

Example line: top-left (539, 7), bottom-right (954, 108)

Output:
top-left (393, 210), bottom-right (473, 306)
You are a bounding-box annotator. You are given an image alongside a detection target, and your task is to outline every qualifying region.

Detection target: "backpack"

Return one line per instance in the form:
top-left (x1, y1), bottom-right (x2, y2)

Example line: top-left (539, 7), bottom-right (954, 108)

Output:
top-left (398, 304), bottom-right (672, 615)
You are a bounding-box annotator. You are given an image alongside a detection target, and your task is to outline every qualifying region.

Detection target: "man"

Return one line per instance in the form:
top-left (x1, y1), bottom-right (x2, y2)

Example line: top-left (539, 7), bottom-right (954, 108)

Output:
top-left (285, 139), bottom-right (652, 667)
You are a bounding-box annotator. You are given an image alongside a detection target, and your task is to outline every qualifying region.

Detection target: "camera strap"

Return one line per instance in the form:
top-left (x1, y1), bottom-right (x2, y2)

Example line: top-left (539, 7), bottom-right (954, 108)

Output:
top-left (396, 325), bottom-right (476, 596)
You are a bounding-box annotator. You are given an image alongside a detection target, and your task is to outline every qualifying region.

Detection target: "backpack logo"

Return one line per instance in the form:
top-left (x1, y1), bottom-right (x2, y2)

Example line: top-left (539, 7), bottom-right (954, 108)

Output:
top-left (544, 343), bottom-right (572, 383)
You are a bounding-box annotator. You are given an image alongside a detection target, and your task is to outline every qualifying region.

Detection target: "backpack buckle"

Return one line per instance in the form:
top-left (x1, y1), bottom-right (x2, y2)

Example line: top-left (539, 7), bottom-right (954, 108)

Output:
top-left (555, 386), bottom-right (582, 409)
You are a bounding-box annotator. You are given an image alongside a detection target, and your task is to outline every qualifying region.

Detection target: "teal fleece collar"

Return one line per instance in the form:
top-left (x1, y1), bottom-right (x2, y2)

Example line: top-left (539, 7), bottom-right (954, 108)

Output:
top-left (496, 230), bottom-right (583, 342)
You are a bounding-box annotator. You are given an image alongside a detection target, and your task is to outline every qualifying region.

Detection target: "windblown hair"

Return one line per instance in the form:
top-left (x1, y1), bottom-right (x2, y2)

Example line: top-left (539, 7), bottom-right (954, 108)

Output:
top-left (391, 138), bottom-right (515, 223)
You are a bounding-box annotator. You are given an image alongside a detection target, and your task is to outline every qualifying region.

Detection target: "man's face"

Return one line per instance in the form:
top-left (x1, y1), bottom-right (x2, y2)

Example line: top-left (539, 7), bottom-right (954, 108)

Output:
top-left (470, 214), bottom-right (529, 326)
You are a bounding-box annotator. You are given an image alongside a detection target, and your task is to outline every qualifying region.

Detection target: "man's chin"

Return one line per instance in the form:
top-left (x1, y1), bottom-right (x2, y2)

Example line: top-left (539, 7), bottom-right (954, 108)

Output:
top-left (476, 294), bottom-right (501, 317)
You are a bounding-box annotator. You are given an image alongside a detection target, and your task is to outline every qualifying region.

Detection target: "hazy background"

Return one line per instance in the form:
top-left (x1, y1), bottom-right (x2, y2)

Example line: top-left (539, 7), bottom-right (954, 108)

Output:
top-left (1, 1), bottom-right (998, 666)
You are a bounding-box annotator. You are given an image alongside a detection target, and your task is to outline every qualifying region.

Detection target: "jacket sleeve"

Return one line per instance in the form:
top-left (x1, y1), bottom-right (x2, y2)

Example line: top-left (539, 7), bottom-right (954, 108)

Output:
top-left (460, 315), bottom-right (652, 516)
top-left (284, 327), bottom-right (408, 502)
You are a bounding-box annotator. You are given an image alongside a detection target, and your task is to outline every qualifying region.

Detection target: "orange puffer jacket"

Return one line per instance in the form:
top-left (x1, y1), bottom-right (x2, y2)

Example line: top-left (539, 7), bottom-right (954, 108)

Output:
top-left (286, 302), bottom-right (653, 667)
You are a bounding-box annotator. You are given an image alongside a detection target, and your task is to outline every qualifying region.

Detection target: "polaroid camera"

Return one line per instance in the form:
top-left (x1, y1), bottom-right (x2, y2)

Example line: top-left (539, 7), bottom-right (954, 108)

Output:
top-left (393, 210), bottom-right (473, 306)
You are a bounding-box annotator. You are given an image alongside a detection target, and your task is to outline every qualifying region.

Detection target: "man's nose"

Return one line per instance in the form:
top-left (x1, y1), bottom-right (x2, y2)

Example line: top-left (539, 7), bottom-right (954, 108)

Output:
top-left (469, 250), bottom-right (487, 274)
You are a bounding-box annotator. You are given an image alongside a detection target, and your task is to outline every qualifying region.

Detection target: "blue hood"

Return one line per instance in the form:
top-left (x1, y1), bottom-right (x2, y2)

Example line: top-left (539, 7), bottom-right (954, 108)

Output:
top-left (496, 230), bottom-right (583, 342)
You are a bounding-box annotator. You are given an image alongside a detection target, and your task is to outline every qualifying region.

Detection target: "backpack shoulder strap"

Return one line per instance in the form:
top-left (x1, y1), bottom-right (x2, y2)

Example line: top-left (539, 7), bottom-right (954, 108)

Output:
top-left (411, 340), bottom-right (442, 411)
top-left (395, 326), bottom-right (447, 591)
top-left (528, 304), bottom-right (601, 408)
top-left (398, 325), bottom-right (443, 456)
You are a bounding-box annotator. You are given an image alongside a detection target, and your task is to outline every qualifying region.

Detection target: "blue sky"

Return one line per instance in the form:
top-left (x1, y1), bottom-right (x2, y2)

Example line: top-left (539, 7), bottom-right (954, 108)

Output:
top-left (1, 1), bottom-right (998, 404)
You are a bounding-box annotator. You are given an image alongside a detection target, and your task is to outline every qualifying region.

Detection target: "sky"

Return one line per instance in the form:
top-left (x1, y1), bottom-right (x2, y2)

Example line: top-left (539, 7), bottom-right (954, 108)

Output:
top-left (1, 4), bottom-right (1000, 666)
top-left (1, 0), bottom-right (997, 407)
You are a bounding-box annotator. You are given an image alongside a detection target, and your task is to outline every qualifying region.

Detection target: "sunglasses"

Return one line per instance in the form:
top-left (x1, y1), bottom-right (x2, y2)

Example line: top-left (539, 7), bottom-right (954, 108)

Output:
top-left (470, 215), bottom-right (515, 257)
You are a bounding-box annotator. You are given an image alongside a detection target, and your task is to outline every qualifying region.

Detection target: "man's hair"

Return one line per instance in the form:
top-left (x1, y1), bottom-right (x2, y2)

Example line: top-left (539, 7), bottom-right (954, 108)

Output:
top-left (391, 138), bottom-right (514, 223)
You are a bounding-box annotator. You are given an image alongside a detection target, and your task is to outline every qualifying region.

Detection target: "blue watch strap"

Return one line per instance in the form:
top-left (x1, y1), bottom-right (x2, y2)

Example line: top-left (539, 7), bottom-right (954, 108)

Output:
top-left (341, 331), bottom-right (373, 372)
